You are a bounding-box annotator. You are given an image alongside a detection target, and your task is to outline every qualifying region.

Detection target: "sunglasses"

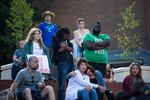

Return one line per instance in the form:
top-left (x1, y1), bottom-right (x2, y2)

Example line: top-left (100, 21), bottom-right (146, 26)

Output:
top-left (131, 62), bottom-right (140, 65)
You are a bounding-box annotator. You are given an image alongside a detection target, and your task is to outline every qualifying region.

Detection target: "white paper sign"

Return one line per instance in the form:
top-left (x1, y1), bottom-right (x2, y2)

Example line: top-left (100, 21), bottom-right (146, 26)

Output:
top-left (27, 54), bottom-right (50, 73)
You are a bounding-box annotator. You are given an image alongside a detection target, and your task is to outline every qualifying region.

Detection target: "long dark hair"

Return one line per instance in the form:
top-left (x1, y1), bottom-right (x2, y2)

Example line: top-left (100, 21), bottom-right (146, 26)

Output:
top-left (56, 27), bottom-right (70, 42)
top-left (86, 64), bottom-right (96, 76)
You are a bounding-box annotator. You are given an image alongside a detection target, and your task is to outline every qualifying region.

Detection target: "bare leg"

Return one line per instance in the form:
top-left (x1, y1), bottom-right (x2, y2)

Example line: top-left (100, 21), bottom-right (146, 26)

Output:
top-left (7, 91), bottom-right (15, 100)
top-left (42, 86), bottom-right (55, 100)
top-left (22, 88), bottom-right (33, 100)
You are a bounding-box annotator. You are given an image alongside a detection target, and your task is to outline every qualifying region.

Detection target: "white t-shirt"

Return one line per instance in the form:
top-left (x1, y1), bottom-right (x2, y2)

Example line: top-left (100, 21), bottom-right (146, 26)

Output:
top-left (33, 41), bottom-right (43, 55)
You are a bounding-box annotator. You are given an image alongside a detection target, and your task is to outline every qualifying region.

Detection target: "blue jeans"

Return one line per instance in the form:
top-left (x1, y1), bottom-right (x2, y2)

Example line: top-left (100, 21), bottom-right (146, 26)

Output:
top-left (77, 89), bottom-right (98, 100)
top-left (11, 65), bottom-right (22, 80)
top-left (95, 70), bottom-right (106, 87)
top-left (77, 47), bottom-right (83, 58)
top-left (58, 61), bottom-right (75, 100)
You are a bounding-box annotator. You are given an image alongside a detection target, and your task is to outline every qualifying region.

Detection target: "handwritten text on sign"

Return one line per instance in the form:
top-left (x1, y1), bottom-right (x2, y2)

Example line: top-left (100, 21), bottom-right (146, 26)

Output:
top-left (27, 54), bottom-right (50, 73)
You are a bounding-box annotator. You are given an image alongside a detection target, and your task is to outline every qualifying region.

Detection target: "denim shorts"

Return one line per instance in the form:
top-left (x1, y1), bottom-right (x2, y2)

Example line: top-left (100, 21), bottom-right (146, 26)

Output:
top-left (17, 89), bottom-right (43, 100)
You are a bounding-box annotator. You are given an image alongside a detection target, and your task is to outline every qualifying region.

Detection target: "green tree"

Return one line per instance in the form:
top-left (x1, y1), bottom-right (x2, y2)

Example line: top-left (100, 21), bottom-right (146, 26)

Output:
top-left (0, 0), bottom-right (34, 65)
top-left (0, 0), bottom-right (13, 65)
top-left (0, 0), bottom-right (12, 34)
top-left (7, 0), bottom-right (34, 43)
top-left (115, 2), bottom-right (142, 60)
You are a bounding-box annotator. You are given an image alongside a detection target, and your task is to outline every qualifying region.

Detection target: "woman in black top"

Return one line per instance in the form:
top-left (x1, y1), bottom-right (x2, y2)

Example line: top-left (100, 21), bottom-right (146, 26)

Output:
top-left (52, 27), bottom-right (75, 100)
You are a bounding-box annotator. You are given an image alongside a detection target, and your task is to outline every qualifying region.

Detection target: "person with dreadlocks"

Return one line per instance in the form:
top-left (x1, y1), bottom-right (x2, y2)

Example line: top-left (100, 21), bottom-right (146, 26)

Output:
top-left (52, 27), bottom-right (75, 100)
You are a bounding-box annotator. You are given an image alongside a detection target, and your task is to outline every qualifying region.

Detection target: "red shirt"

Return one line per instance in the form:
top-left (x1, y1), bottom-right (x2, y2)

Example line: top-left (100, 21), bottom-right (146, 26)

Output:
top-left (123, 75), bottom-right (144, 94)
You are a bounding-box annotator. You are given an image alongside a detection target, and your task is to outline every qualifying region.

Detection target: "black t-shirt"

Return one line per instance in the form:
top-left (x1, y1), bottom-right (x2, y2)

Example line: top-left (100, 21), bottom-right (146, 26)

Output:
top-left (90, 77), bottom-right (98, 84)
top-left (52, 37), bottom-right (73, 64)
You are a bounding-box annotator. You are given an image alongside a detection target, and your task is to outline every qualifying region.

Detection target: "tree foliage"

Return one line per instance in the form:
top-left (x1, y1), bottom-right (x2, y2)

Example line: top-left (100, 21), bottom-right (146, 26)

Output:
top-left (0, 0), bottom-right (34, 65)
top-left (0, 0), bottom-right (12, 35)
top-left (7, 0), bottom-right (34, 43)
top-left (115, 2), bottom-right (142, 59)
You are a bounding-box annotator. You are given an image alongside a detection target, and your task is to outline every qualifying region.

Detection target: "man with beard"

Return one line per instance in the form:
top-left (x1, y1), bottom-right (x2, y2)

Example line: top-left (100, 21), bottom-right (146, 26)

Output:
top-left (82, 22), bottom-right (111, 77)
top-left (10, 56), bottom-right (55, 100)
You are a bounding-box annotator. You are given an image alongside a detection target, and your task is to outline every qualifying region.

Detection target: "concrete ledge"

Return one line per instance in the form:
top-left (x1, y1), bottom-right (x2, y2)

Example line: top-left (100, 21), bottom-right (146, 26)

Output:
top-left (114, 66), bottom-right (150, 83)
top-left (0, 80), bottom-right (121, 95)
top-left (1, 80), bottom-right (149, 100)
top-left (1, 63), bottom-right (12, 79)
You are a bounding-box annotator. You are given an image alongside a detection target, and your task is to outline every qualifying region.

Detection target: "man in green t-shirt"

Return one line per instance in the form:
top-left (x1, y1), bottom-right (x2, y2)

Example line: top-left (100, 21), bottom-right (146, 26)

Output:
top-left (82, 22), bottom-right (111, 76)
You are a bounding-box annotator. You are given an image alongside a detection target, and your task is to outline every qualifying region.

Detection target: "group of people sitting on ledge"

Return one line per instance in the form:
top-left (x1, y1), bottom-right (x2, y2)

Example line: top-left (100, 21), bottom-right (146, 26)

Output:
top-left (0, 56), bottom-right (115, 100)
top-left (1, 57), bottom-right (150, 100)
top-left (66, 57), bottom-right (115, 100)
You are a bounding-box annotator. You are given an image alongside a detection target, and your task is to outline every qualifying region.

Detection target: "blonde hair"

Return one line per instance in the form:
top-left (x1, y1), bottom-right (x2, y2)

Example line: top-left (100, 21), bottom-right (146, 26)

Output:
top-left (25, 28), bottom-right (43, 48)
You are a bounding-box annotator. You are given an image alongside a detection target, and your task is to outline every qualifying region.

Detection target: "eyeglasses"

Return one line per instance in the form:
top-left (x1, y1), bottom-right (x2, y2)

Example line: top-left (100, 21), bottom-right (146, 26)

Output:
top-left (31, 76), bottom-right (34, 83)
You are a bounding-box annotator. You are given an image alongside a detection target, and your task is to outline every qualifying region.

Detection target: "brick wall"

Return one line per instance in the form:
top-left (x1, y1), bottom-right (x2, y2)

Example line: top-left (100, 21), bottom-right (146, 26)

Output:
top-left (32, 0), bottom-right (150, 50)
